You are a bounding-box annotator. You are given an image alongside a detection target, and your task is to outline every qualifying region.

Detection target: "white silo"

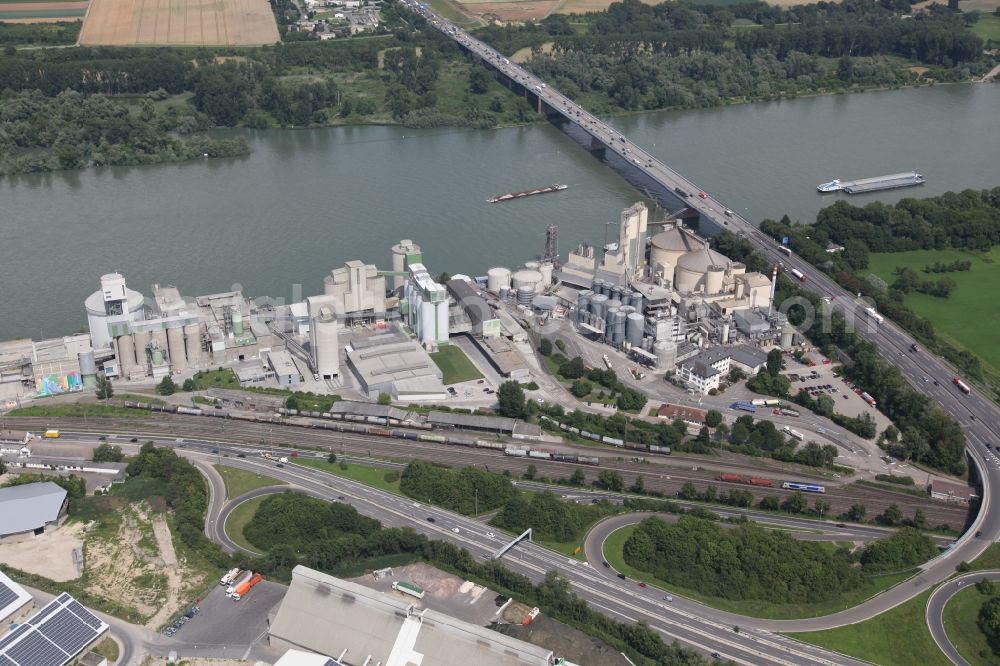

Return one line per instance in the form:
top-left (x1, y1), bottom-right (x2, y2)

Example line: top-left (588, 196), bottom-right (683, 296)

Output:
top-left (391, 239), bottom-right (422, 293)
top-left (308, 296), bottom-right (340, 378)
top-left (781, 323), bottom-right (796, 349)
top-left (706, 265), bottom-right (725, 294)
top-left (167, 327), bottom-right (187, 373)
top-left (511, 269), bottom-right (543, 291)
top-left (539, 262), bottom-right (554, 288)
top-left (614, 310), bottom-right (627, 344)
top-left (184, 324), bottom-right (203, 368)
top-left (525, 261), bottom-right (541, 271)
top-left (487, 267), bottom-right (512, 293)
top-left (654, 340), bottom-right (677, 372)
top-left (419, 301), bottom-right (438, 345)
top-left (626, 313), bottom-right (645, 347)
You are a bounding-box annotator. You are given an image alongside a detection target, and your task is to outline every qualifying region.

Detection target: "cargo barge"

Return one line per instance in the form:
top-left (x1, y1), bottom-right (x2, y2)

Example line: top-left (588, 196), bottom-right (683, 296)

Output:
top-left (487, 183), bottom-right (567, 203)
top-left (817, 171), bottom-right (924, 195)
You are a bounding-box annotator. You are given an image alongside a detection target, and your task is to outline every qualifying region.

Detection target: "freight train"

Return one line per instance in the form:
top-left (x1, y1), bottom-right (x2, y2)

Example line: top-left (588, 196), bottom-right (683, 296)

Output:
top-left (122, 401), bottom-right (601, 466)
top-left (716, 473), bottom-right (775, 488)
top-left (538, 415), bottom-right (671, 455)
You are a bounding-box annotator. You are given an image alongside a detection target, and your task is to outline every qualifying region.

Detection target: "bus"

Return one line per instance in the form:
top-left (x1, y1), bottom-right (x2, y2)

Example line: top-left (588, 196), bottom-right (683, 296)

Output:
top-left (864, 307), bottom-right (884, 324)
top-left (782, 426), bottom-right (805, 441)
top-left (778, 246), bottom-right (792, 257)
top-left (43, 429), bottom-right (60, 439)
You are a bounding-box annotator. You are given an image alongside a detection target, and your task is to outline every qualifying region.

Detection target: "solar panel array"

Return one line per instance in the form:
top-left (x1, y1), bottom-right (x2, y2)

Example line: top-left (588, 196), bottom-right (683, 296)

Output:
top-left (0, 583), bottom-right (18, 613)
top-left (0, 594), bottom-right (107, 666)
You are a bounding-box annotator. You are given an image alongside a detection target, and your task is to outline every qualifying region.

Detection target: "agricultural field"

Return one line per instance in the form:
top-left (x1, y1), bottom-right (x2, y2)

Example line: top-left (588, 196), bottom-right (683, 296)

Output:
top-left (0, 0), bottom-right (86, 24)
top-left (78, 0), bottom-right (278, 46)
top-left (866, 247), bottom-right (1000, 379)
top-left (970, 12), bottom-right (1000, 42)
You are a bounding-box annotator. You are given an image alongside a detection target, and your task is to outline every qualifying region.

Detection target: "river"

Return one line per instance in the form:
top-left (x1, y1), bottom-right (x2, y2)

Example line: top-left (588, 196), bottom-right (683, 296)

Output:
top-left (2, 82), bottom-right (997, 341)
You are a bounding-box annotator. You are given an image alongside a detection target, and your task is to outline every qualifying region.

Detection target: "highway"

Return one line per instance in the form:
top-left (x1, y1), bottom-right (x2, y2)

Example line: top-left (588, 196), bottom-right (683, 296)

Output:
top-left (926, 570), bottom-right (1000, 666)
top-left (409, 0), bottom-right (1000, 634)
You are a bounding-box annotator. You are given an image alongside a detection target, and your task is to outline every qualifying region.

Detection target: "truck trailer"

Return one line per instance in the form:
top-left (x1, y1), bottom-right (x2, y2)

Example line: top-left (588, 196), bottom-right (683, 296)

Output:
top-left (232, 573), bottom-right (263, 601)
top-left (953, 376), bottom-right (971, 394)
top-left (226, 571), bottom-right (254, 597)
top-left (219, 568), bottom-right (240, 586)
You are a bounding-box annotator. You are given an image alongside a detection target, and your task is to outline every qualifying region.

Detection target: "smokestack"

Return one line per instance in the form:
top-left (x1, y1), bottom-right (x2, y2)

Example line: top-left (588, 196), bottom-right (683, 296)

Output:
top-left (768, 264), bottom-right (779, 316)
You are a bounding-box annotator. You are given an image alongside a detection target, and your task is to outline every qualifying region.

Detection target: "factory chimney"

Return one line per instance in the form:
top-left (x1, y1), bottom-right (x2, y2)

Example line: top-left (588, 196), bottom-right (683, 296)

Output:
top-left (768, 264), bottom-right (779, 316)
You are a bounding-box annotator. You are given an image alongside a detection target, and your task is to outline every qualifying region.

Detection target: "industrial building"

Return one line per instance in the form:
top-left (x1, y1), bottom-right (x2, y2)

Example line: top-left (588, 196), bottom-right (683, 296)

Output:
top-left (426, 411), bottom-right (542, 439)
top-left (0, 570), bottom-right (33, 628)
top-left (0, 591), bottom-right (110, 666)
top-left (390, 239), bottom-right (423, 295)
top-left (269, 566), bottom-right (556, 666)
top-left (268, 350), bottom-right (303, 387)
top-left (323, 261), bottom-right (387, 322)
top-left (345, 324), bottom-right (447, 401)
top-left (306, 295), bottom-right (340, 379)
top-left (0, 482), bottom-right (68, 542)
top-left (446, 278), bottom-right (500, 338)
top-left (404, 263), bottom-right (449, 348)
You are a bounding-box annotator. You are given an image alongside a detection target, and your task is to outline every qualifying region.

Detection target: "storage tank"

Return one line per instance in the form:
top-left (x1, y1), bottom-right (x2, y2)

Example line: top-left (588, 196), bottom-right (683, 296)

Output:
top-left (78, 351), bottom-right (98, 388)
top-left (487, 267), bottom-right (512, 293)
top-left (115, 335), bottom-right (136, 378)
top-left (614, 310), bottom-right (627, 344)
top-left (591, 279), bottom-right (606, 296)
top-left (781, 323), bottom-right (796, 349)
top-left (590, 293), bottom-right (609, 319)
top-left (149, 342), bottom-right (166, 368)
top-left (133, 329), bottom-right (151, 358)
top-left (577, 296), bottom-right (591, 321)
top-left (539, 262), bottom-right (554, 288)
top-left (626, 313), bottom-right (645, 347)
top-left (620, 305), bottom-right (635, 316)
top-left (643, 336), bottom-right (654, 352)
top-left (392, 239), bottom-right (422, 292)
top-left (605, 306), bottom-right (619, 332)
top-left (231, 311), bottom-right (244, 337)
top-left (730, 262), bottom-right (746, 276)
top-left (184, 324), bottom-right (203, 368)
top-left (151, 329), bottom-right (168, 355)
top-left (606, 298), bottom-right (622, 312)
top-left (511, 269), bottom-right (543, 291)
top-left (654, 340), bottom-right (677, 372)
top-left (167, 326), bottom-right (187, 373)
top-left (524, 261), bottom-right (540, 271)
top-left (630, 292), bottom-right (643, 311)
top-left (610, 286), bottom-right (623, 303)
top-left (706, 265), bottom-right (725, 294)
top-left (309, 299), bottom-right (340, 378)
top-left (517, 286), bottom-right (535, 306)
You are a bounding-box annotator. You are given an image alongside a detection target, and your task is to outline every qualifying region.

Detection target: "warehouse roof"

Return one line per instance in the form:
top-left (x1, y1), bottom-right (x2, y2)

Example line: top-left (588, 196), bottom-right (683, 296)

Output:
top-left (327, 401), bottom-right (410, 422)
top-left (0, 482), bottom-right (67, 536)
top-left (426, 411), bottom-right (518, 433)
top-left (269, 566), bottom-right (553, 666)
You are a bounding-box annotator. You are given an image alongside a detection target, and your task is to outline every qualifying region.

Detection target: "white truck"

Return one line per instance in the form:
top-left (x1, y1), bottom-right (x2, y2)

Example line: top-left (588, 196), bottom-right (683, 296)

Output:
top-left (226, 571), bottom-right (254, 597)
top-left (219, 567), bottom-right (241, 586)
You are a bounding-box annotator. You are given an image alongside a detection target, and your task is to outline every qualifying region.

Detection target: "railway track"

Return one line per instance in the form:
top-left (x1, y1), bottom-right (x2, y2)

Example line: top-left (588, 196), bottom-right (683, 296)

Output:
top-left (3, 414), bottom-right (970, 528)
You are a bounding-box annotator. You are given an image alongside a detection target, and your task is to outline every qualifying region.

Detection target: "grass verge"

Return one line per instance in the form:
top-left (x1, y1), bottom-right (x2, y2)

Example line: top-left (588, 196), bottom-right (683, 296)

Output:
top-left (90, 637), bottom-right (120, 663)
top-left (943, 584), bottom-right (997, 666)
top-left (214, 464), bottom-right (286, 499)
top-left (225, 495), bottom-right (270, 553)
top-left (970, 13), bottom-right (1000, 42)
top-left (603, 524), bottom-right (915, 620)
top-left (295, 458), bottom-right (402, 495)
top-left (429, 345), bottom-right (483, 385)
top-left (8, 403), bottom-right (149, 418)
top-left (789, 589), bottom-right (949, 666)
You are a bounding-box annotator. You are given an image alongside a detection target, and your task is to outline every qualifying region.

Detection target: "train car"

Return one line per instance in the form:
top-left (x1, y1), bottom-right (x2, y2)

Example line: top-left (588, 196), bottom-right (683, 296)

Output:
top-left (450, 435), bottom-right (477, 447)
top-left (567, 426), bottom-right (580, 435)
top-left (417, 433), bottom-right (447, 443)
top-left (623, 442), bottom-right (647, 452)
top-left (580, 430), bottom-right (597, 441)
top-left (552, 453), bottom-right (577, 463)
top-left (176, 406), bottom-right (203, 416)
top-left (528, 450), bottom-right (551, 459)
top-left (367, 427), bottom-right (392, 437)
top-left (476, 440), bottom-right (505, 450)
top-left (577, 456), bottom-right (600, 466)
top-left (718, 473), bottom-right (744, 484)
top-left (781, 481), bottom-right (826, 494)
top-left (749, 477), bottom-right (774, 488)
top-left (504, 447), bottom-right (528, 457)
top-left (648, 445), bottom-right (671, 455)
top-left (602, 436), bottom-right (624, 447)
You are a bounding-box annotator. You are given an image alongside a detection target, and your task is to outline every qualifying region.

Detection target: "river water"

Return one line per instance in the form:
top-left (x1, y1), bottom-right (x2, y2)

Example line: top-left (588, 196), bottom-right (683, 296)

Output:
top-left (2, 83), bottom-right (997, 340)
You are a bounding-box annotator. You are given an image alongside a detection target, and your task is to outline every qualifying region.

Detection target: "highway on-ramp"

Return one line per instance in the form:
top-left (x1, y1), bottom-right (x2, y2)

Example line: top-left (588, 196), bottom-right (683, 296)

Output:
top-left (926, 570), bottom-right (1000, 666)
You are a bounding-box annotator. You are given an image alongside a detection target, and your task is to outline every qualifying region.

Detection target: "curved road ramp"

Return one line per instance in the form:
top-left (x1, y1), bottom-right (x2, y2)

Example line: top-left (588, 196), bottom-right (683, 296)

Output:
top-left (78, 0), bottom-right (279, 46)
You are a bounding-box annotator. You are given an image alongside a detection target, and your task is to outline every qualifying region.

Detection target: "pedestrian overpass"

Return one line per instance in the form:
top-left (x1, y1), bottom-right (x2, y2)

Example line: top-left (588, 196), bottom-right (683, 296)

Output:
top-left (494, 528), bottom-right (532, 560)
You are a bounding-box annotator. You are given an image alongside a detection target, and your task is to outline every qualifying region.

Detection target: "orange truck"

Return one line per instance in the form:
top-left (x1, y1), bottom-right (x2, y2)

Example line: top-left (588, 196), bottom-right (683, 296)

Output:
top-left (232, 573), bottom-right (263, 601)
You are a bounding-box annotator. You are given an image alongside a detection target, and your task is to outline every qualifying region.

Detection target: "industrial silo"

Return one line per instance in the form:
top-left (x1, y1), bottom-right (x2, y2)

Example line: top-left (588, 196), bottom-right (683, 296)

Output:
top-left (148, 342), bottom-right (167, 370)
top-left (654, 340), bottom-right (677, 372)
top-left (231, 311), bottom-right (245, 337)
top-left (524, 261), bottom-right (541, 272)
top-left (614, 310), bottom-right (627, 345)
top-left (781, 323), bottom-right (796, 349)
top-left (511, 269), bottom-right (543, 291)
top-left (167, 327), bottom-right (187, 373)
top-left (151, 329), bottom-right (168, 356)
top-left (627, 313), bottom-right (645, 347)
top-left (630, 292), bottom-right (643, 310)
top-left (517, 285), bottom-right (535, 306)
top-left (78, 351), bottom-right (98, 388)
top-left (391, 240), bottom-right (422, 293)
top-left (590, 293), bottom-right (609, 319)
top-left (706, 265), bottom-right (725, 295)
top-left (606, 298), bottom-right (622, 312)
top-left (487, 267), bottom-right (512, 293)
top-left (133, 329), bottom-right (151, 358)
top-left (620, 305), bottom-right (635, 316)
top-left (605, 306), bottom-right (619, 333)
top-left (309, 297), bottom-right (340, 378)
top-left (592, 279), bottom-right (606, 296)
top-left (577, 294), bottom-right (591, 322)
top-left (115, 335), bottom-right (136, 378)
top-left (539, 262), bottom-right (554, 288)
top-left (184, 324), bottom-right (203, 368)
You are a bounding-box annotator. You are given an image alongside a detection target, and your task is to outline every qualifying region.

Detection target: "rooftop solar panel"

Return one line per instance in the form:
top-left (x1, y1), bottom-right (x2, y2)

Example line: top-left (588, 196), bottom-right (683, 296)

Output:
top-left (26, 604), bottom-right (59, 626)
top-left (0, 626), bottom-right (29, 652)
top-left (0, 584), bottom-right (18, 611)
top-left (6, 630), bottom-right (67, 666)
top-left (0, 653), bottom-right (18, 666)
top-left (65, 602), bottom-right (101, 630)
top-left (38, 611), bottom-right (94, 655)
top-left (54, 594), bottom-right (70, 603)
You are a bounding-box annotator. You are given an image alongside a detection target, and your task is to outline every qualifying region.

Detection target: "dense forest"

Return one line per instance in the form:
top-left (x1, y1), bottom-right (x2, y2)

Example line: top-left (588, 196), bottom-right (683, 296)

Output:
top-left (478, 0), bottom-right (990, 113)
top-left (399, 461), bottom-right (517, 515)
top-left (623, 516), bottom-right (937, 603)
top-left (492, 491), bottom-right (620, 541)
top-left (712, 231), bottom-right (969, 474)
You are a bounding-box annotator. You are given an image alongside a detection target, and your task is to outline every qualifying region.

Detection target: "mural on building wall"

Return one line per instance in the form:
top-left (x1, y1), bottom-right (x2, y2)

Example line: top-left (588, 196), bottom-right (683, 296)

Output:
top-left (35, 372), bottom-right (83, 397)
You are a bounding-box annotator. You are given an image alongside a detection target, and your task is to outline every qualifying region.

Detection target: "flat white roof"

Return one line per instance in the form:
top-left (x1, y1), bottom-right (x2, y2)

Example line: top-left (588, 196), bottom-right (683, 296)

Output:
top-left (0, 482), bottom-right (67, 536)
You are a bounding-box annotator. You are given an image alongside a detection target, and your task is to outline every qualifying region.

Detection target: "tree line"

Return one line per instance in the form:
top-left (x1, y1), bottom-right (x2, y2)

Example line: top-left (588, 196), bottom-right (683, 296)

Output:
top-left (492, 491), bottom-right (620, 542)
top-left (399, 461), bottom-right (516, 515)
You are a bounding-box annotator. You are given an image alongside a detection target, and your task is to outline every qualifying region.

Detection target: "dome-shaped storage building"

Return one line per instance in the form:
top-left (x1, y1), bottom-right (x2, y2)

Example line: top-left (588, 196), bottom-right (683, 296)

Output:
top-left (674, 247), bottom-right (730, 293)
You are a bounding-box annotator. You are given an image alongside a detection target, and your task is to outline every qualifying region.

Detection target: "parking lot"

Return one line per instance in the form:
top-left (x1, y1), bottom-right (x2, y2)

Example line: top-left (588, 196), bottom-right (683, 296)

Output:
top-left (782, 357), bottom-right (891, 430)
top-left (162, 580), bottom-right (287, 648)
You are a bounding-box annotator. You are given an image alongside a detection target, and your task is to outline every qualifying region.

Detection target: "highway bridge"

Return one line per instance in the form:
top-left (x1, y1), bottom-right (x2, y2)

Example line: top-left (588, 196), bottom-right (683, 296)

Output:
top-left (408, 1), bottom-right (1000, 658)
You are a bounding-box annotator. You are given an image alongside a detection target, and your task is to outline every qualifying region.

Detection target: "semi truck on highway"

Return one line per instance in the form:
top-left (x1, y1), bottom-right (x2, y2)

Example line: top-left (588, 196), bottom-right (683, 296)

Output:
top-left (232, 573), bottom-right (263, 601)
top-left (782, 426), bottom-right (805, 441)
top-left (953, 376), bottom-right (971, 394)
top-left (864, 307), bottom-right (884, 324)
top-left (790, 268), bottom-right (806, 282)
top-left (774, 408), bottom-right (800, 417)
top-left (751, 399), bottom-right (781, 407)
